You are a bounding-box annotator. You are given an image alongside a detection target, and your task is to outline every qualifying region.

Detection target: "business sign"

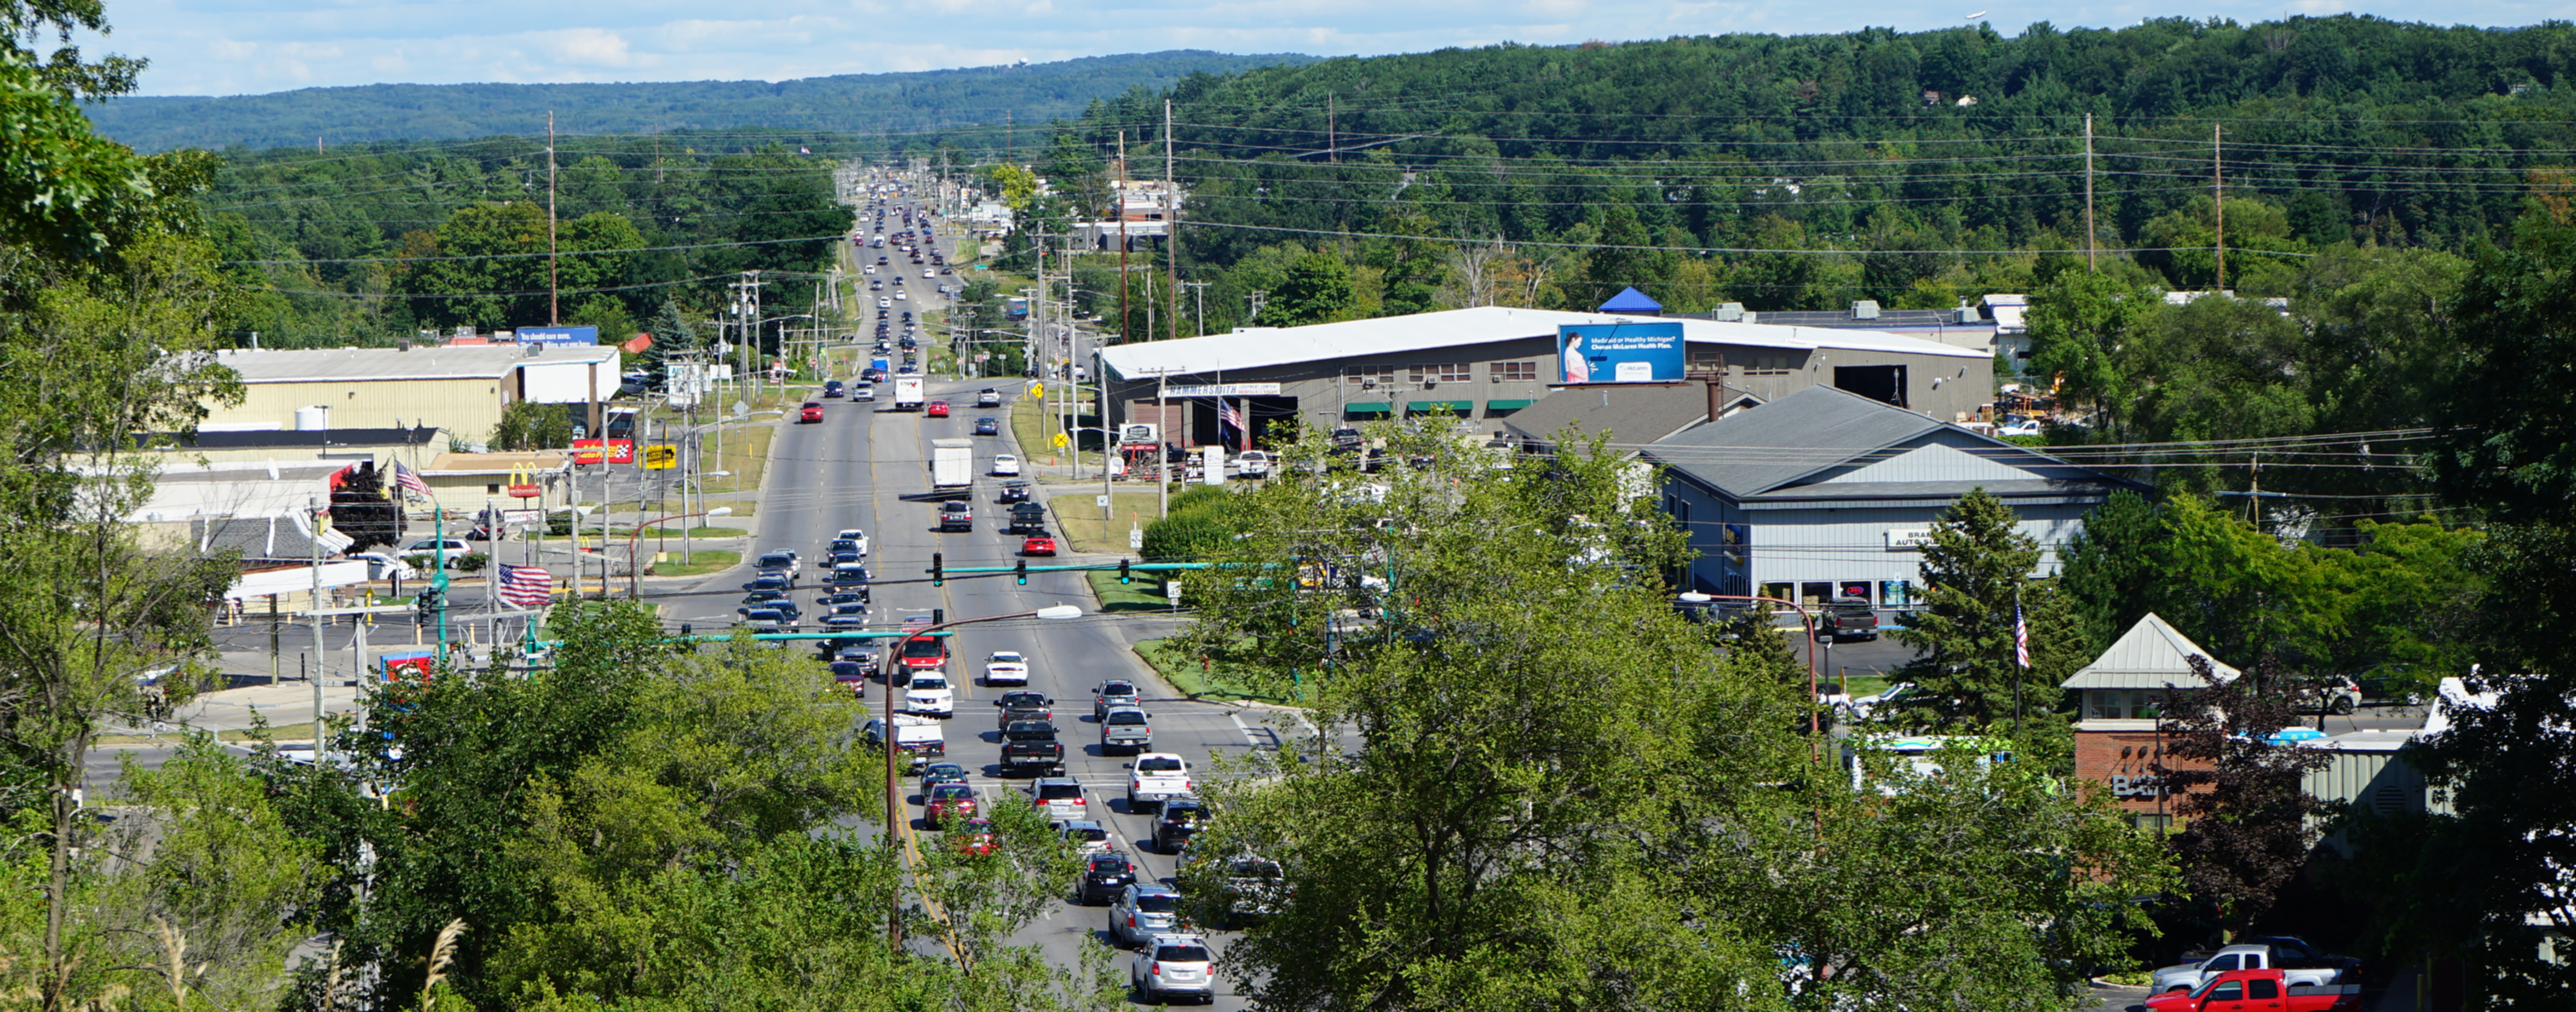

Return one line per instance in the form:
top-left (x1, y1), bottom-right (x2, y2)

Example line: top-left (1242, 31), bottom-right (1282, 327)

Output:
top-left (1119, 423), bottom-right (1159, 445)
top-left (517, 326), bottom-right (600, 346)
top-left (380, 650), bottom-right (437, 680)
top-left (642, 444), bottom-right (678, 470)
top-left (1558, 322), bottom-right (1684, 383)
top-left (571, 438), bottom-right (635, 466)
top-left (1168, 383), bottom-right (1281, 398)
top-left (1885, 528), bottom-right (1933, 550)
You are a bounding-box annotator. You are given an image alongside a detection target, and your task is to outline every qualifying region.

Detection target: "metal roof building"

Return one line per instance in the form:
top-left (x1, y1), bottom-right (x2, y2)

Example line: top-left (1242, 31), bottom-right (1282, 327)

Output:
top-left (202, 344), bottom-right (621, 440)
top-left (1641, 385), bottom-right (2139, 606)
top-left (1093, 306), bottom-right (1991, 451)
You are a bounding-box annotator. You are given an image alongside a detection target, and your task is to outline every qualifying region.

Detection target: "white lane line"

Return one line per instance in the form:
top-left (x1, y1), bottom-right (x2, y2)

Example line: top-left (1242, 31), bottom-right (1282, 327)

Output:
top-left (1229, 713), bottom-right (1264, 748)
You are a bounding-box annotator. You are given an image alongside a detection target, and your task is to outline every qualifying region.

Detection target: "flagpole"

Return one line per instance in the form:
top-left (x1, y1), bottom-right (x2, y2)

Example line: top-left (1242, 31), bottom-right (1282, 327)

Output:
top-left (2012, 585), bottom-right (2025, 740)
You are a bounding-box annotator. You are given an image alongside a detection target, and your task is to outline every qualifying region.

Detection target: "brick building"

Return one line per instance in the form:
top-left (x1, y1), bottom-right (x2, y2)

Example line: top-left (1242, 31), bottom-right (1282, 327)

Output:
top-left (2062, 613), bottom-right (2234, 831)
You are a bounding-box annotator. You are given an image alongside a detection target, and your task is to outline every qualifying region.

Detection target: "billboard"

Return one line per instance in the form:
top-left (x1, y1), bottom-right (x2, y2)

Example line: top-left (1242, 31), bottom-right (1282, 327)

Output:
top-left (517, 326), bottom-right (600, 345)
top-left (571, 438), bottom-right (635, 466)
top-left (1558, 322), bottom-right (1685, 384)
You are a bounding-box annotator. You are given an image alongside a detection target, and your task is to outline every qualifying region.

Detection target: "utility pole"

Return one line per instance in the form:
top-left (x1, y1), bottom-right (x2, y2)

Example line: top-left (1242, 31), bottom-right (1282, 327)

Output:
top-left (2084, 112), bottom-right (2097, 272)
top-left (308, 495), bottom-right (327, 761)
top-left (2213, 124), bottom-right (2226, 293)
top-left (1186, 281), bottom-right (1210, 335)
top-left (1327, 94), bottom-right (1337, 164)
top-left (1166, 98), bottom-right (1181, 345)
top-left (548, 110), bottom-right (560, 325)
top-left (1116, 131), bottom-right (1130, 346)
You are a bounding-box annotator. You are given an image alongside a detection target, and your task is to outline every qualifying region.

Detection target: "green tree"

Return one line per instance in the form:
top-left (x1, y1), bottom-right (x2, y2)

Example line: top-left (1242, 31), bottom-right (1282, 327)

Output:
top-left (489, 398), bottom-right (572, 451)
top-left (1251, 250), bottom-right (1355, 327)
top-left (2024, 270), bottom-right (2162, 442)
top-left (1889, 489), bottom-right (2047, 733)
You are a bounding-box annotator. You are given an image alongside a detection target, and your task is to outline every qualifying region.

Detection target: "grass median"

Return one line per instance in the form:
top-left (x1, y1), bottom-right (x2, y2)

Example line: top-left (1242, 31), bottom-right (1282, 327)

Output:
top-left (1133, 639), bottom-right (1310, 707)
top-left (1047, 491), bottom-right (1165, 554)
top-left (1085, 569), bottom-right (1173, 613)
top-left (647, 548), bottom-right (738, 578)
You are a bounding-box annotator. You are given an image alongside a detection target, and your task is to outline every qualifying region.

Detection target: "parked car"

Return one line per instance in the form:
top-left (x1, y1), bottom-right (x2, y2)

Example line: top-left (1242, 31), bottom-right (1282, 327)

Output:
top-left (2145, 969), bottom-right (2361, 1012)
top-left (1235, 450), bottom-right (1272, 477)
top-left (1075, 851), bottom-right (1137, 905)
top-left (1130, 933), bottom-right (1215, 1005)
top-left (2306, 675), bottom-right (2363, 715)
top-left (2151, 939), bottom-right (2360, 994)
top-left (983, 651), bottom-right (1030, 686)
top-left (351, 551), bottom-right (420, 581)
top-left (1109, 882), bottom-right (1185, 949)
top-left (1816, 598), bottom-right (1879, 642)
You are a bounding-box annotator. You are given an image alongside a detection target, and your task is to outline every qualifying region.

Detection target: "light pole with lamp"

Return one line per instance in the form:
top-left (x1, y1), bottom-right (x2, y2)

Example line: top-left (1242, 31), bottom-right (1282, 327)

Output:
top-left (628, 507), bottom-right (732, 597)
top-left (884, 604), bottom-right (1084, 950)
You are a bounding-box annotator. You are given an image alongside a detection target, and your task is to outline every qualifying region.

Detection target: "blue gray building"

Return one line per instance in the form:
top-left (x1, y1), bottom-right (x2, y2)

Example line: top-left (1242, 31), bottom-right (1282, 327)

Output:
top-left (1642, 385), bottom-right (2141, 608)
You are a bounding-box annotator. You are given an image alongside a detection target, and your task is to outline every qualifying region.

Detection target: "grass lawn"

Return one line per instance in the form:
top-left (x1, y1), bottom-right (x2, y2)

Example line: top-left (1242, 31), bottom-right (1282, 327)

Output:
top-left (1048, 491), bottom-right (1166, 554)
top-left (1085, 569), bottom-right (1173, 613)
top-left (702, 422), bottom-right (777, 496)
top-left (99, 722), bottom-right (317, 746)
top-left (648, 548), bottom-right (739, 578)
top-left (634, 525), bottom-right (748, 538)
top-left (1007, 378), bottom-right (1102, 471)
top-left (1133, 638), bottom-right (1311, 707)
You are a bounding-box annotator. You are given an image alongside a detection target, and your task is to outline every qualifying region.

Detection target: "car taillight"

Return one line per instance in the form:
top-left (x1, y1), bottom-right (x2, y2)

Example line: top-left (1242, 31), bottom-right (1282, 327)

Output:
top-left (1150, 965), bottom-right (1162, 976)
top-left (1126, 914), bottom-right (1135, 927)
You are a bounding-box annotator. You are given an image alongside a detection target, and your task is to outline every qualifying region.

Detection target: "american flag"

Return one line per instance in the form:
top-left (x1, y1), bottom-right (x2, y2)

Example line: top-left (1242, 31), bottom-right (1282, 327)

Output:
top-left (1219, 402), bottom-right (1246, 432)
top-left (392, 460), bottom-right (430, 500)
top-left (498, 564), bottom-right (555, 609)
top-left (2013, 600), bottom-right (2030, 669)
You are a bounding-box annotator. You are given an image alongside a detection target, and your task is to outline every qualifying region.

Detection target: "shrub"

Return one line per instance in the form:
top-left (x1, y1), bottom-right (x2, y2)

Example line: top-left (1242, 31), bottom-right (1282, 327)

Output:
top-left (454, 552), bottom-right (489, 573)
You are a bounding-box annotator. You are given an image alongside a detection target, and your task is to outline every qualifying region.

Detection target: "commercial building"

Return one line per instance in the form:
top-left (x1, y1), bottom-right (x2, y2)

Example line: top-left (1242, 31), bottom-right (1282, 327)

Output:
top-left (1644, 385), bottom-right (2139, 604)
top-left (1094, 305), bottom-right (1992, 448)
top-left (201, 344), bottom-right (621, 441)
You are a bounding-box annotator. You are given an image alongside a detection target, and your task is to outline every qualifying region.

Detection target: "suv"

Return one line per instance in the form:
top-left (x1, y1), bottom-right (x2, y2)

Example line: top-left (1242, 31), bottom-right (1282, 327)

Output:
top-left (939, 500), bottom-right (973, 532)
top-left (1131, 933), bottom-right (1215, 1004)
top-left (1000, 720), bottom-right (1066, 777)
top-left (1094, 679), bottom-right (1141, 719)
top-left (1029, 776), bottom-right (1088, 821)
top-left (755, 551), bottom-right (800, 581)
top-left (1110, 883), bottom-right (1184, 949)
top-left (1152, 797), bottom-right (1212, 853)
top-left (1076, 851), bottom-right (1138, 906)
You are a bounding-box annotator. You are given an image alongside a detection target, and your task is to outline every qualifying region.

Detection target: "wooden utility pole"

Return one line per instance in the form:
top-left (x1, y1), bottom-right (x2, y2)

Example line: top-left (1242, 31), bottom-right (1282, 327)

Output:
top-left (1166, 98), bottom-right (1180, 344)
top-left (1327, 94), bottom-right (1338, 163)
top-left (2084, 113), bottom-right (2097, 272)
top-left (547, 110), bottom-right (561, 324)
top-left (2213, 124), bottom-right (2226, 293)
top-left (1116, 131), bottom-right (1130, 346)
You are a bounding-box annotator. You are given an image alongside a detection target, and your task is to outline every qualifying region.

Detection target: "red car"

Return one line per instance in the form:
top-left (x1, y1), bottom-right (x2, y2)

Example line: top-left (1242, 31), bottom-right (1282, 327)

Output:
top-left (924, 782), bottom-right (978, 829)
top-left (926, 400), bottom-right (950, 418)
top-left (950, 817), bottom-right (997, 856)
top-left (799, 402), bottom-right (823, 423)
top-left (1020, 534), bottom-right (1058, 556)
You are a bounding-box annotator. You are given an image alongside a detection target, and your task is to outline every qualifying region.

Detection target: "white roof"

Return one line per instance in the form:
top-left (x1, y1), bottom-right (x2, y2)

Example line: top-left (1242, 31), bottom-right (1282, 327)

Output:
top-left (1098, 305), bottom-right (1985, 380)
top-left (1982, 293), bottom-right (2030, 334)
top-left (2061, 613), bottom-right (2241, 690)
top-left (215, 345), bottom-right (616, 384)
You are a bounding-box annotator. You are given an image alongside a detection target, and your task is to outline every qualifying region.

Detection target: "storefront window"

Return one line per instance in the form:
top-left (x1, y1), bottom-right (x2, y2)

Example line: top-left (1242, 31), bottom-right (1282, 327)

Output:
top-left (1760, 582), bottom-right (1793, 604)
top-left (1879, 580), bottom-right (1914, 608)
top-left (1799, 582), bottom-right (1831, 607)
top-left (1837, 581), bottom-right (1872, 604)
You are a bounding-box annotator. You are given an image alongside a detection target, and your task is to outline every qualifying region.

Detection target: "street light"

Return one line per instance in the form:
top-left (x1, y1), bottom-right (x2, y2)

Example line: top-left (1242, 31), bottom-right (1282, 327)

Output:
top-left (883, 604), bottom-right (1082, 949)
top-left (628, 506), bottom-right (732, 598)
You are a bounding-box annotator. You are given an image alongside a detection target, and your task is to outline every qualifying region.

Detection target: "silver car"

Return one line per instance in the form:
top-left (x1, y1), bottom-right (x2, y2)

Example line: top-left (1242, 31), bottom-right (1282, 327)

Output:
top-left (1109, 882), bottom-right (1183, 948)
top-left (1131, 933), bottom-right (1215, 1004)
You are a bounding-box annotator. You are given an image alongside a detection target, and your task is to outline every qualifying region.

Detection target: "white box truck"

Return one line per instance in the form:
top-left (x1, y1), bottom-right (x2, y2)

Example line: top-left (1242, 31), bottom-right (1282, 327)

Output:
top-left (892, 374), bottom-right (926, 411)
top-left (931, 438), bottom-right (974, 490)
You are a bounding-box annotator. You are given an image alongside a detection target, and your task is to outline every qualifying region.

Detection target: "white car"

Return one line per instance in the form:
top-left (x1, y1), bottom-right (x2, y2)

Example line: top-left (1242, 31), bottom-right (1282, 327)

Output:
top-left (924, 269), bottom-right (936, 278)
top-left (991, 454), bottom-right (1021, 477)
top-left (1995, 419), bottom-right (2042, 437)
top-left (894, 291), bottom-right (907, 301)
top-left (984, 651), bottom-right (1030, 686)
top-left (834, 528), bottom-right (871, 556)
top-left (1131, 934), bottom-right (1215, 1005)
top-left (904, 673), bottom-right (955, 717)
top-left (863, 265), bottom-right (876, 275)
top-left (350, 551), bottom-right (419, 581)
top-left (878, 297), bottom-right (892, 309)
top-left (1235, 450), bottom-right (1272, 478)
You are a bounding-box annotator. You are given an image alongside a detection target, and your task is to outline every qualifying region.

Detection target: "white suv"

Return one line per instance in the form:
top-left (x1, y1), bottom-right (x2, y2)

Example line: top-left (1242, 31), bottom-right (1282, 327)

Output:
top-left (983, 651), bottom-right (1030, 686)
top-left (1131, 933), bottom-right (1215, 1005)
top-left (904, 673), bottom-right (955, 716)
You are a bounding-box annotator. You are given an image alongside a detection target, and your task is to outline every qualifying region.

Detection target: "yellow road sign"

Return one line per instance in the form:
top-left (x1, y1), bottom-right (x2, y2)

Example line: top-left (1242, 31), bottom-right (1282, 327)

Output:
top-left (1051, 432), bottom-right (1069, 448)
top-left (643, 444), bottom-right (678, 470)
top-left (1029, 382), bottom-right (1045, 399)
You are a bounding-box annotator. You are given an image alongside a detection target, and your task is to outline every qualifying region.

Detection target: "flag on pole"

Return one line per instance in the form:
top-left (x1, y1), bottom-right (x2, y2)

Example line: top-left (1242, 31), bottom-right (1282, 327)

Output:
top-left (498, 564), bottom-right (555, 609)
top-left (392, 460), bottom-right (431, 500)
top-left (2013, 599), bottom-right (2030, 668)
top-left (1218, 401), bottom-right (1245, 432)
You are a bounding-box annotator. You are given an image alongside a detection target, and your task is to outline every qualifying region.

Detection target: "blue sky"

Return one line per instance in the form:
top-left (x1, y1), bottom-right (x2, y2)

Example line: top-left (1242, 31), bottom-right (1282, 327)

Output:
top-left (88, 0), bottom-right (2575, 97)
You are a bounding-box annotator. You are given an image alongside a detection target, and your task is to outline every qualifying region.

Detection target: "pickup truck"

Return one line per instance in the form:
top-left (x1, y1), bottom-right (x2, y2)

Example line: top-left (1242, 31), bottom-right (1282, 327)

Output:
top-left (1099, 705), bottom-right (1152, 754)
top-left (1000, 720), bottom-right (1065, 777)
top-left (2152, 941), bottom-right (2359, 994)
top-left (1007, 501), bottom-right (1047, 534)
top-left (1815, 598), bottom-right (1879, 643)
top-left (1125, 752), bottom-right (1193, 813)
top-left (2145, 969), bottom-right (2362, 1012)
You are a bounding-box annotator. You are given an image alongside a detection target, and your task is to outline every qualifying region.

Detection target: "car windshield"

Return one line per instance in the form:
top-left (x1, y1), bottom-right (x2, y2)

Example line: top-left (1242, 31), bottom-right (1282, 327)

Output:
top-left (1102, 684), bottom-right (1136, 696)
top-left (901, 639), bottom-right (944, 659)
top-left (1137, 757), bottom-right (1183, 773)
top-left (909, 677), bottom-right (948, 691)
top-left (992, 653), bottom-right (1024, 664)
top-left (930, 785), bottom-right (972, 800)
top-left (1107, 711), bottom-right (1147, 725)
top-left (1135, 893), bottom-right (1179, 912)
top-left (1037, 783), bottom-right (1081, 799)
top-left (1154, 945), bottom-right (1210, 963)
top-left (1090, 857), bottom-right (1129, 875)
top-left (1166, 805), bottom-right (1206, 822)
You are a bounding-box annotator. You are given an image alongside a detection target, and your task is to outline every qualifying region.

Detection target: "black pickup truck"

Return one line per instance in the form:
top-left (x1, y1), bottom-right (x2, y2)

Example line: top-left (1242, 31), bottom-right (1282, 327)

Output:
top-left (1007, 501), bottom-right (1047, 534)
top-left (999, 720), bottom-right (1066, 777)
top-left (1815, 598), bottom-right (1881, 643)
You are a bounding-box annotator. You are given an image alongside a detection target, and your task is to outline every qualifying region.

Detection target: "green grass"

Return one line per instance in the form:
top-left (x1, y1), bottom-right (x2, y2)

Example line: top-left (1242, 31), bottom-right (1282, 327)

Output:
top-left (1134, 638), bottom-right (1311, 707)
top-left (100, 722), bottom-right (318, 745)
top-left (1830, 674), bottom-right (1893, 700)
top-left (1049, 492), bottom-right (1167, 554)
top-left (1086, 569), bottom-right (1172, 613)
top-left (703, 423), bottom-right (776, 495)
top-left (648, 549), bottom-right (739, 578)
top-left (634, 525), bottom-right (747, 538)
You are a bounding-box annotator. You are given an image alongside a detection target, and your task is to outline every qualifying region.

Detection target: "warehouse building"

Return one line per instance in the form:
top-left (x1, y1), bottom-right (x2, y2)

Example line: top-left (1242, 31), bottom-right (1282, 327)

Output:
top-left (1092, 305), bottom-right (1992, 448)
top-left (200, 344), bottom-right (622, 441)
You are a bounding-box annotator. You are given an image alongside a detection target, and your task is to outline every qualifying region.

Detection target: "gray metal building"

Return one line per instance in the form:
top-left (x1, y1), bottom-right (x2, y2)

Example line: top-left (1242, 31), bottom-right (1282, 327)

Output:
top-left (1643, 385), bottom-right (2142, 607)
top-left (1092, 306), bottom-right (1994, 449)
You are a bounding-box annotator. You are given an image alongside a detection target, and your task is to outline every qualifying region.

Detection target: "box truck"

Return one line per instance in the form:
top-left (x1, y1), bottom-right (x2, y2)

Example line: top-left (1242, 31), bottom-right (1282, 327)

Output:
top-left (931, 438), bottom-right (974, 490)
top-left (893, 375), bottom-right (926, 411)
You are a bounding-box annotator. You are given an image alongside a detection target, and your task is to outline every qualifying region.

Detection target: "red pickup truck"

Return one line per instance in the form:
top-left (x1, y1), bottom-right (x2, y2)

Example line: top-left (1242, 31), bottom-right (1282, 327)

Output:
top-left (2146, 969), bottom-right (2362, 1012)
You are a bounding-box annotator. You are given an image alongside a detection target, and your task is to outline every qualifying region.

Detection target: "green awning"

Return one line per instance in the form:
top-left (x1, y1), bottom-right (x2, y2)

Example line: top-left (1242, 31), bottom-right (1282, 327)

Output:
top-left (1484, 399), bottom-right (1534, 412)
top-left (1344, 402), bottom-right (1393, 416)
top-left (1407, 400), bottom-right (1473, 414)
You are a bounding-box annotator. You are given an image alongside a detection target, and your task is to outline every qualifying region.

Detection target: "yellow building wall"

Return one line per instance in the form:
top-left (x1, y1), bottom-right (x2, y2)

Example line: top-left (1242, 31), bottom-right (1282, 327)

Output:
top-left (207, 378), bottom-right (510, 437)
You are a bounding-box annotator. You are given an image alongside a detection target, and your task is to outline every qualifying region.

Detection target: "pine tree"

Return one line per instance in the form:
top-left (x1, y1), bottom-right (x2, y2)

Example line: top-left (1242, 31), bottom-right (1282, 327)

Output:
top-left (1889, 489), bottom-right (2041, 731)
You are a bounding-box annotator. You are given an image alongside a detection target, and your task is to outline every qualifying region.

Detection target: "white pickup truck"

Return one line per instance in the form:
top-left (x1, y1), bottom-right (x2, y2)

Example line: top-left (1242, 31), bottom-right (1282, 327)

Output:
top-left (1124, 753), bottom-right (1194, 813)
top-left (2152, 941), bottom-right (2358, 994)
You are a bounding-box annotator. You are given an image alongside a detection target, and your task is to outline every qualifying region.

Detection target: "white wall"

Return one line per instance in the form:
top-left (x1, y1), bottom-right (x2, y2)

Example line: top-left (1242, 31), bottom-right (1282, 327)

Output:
top-left (518, 356), bottom-right (619, 404)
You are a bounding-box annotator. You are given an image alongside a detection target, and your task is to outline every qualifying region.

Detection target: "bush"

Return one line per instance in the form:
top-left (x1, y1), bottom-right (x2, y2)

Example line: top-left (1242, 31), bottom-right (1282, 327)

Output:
top-left (1167, 485), bottom-right (1236, 517)
top-left (1141, 511), bottom-right (1231, 561)
top-left (455, 552), bottom-right (489, 573)
top-left (403, 553), bottom-right (437, 573)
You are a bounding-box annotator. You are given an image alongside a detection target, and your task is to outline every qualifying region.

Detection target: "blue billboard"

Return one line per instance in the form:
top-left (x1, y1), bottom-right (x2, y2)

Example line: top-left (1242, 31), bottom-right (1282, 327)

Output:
top-left (517, 326), bottom-right (600, 346)
top-left (1558, 321), bottom-right (1684, 383)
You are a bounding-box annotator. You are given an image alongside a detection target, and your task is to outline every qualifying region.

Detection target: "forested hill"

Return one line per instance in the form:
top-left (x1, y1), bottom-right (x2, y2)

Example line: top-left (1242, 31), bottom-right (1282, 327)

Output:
top-left (86, 50), bottom-right (1315, 152)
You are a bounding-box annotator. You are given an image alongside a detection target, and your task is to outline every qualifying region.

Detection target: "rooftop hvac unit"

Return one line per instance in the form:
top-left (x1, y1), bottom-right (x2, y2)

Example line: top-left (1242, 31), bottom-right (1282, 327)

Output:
top-left (1713, 303), bottom-right (1745, 322)
top-left (1850, 300), bottom-right (1881, 320)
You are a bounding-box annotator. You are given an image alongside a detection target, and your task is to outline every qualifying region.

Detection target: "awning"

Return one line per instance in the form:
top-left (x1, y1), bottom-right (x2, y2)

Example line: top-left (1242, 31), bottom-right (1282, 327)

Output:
top-left (1484, 399), bottom-right (1534, 412)
top-left (1343, 402), bottom-right (1392, 416)
top-left (1406, 400), bottom-right (1472, 414)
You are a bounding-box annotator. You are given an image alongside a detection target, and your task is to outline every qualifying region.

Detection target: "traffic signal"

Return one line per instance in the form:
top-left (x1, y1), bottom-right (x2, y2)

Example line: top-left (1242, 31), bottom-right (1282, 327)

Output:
top-left (1119, 558), bottom-right (1132, 584)
top-left (932, 609), bottom-right (945, 626)
top-left (1015, 559), bottom-right (1027, 585)
top-left (414, 587), bottom-right (441, 622)
top-left (930, 552), bottom-right (943, 586)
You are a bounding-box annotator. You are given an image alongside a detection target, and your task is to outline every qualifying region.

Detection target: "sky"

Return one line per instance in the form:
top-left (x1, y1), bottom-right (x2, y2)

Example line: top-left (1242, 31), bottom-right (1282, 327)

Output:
top-left (81, 0), bottom-right (2576, 97)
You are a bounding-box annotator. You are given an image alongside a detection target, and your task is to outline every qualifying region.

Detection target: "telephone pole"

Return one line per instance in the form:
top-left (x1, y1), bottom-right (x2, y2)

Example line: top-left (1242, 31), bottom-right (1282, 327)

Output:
top-left (2213, 124), bottom-right (2226, 293)
top-left (1116, 131), bottom-right (1131, 347)
top-left (547, 110), bottom-right (560, 325)
top-left (1166, 98), bottom-right (1181, 345)
top-left (2084, 112), bottom-right (2097, 272)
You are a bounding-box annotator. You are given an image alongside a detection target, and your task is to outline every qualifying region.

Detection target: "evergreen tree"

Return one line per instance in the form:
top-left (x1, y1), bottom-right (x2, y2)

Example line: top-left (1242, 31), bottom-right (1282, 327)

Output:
top-left (1889, 489), bottom-right (2042, 732)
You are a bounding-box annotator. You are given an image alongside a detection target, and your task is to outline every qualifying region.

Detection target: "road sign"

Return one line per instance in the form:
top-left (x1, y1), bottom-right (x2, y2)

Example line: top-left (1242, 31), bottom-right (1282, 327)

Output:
top-left (1095, 494), bottom-right (1110, 507)
top-left (1128, 527), bottom-right (1144, 550)
top-left (1029, 383), bottom-right (1045, 398)
top-left (1052, 432), bottom-right (1069, 448)
top-left (642, 444), bottom-right (678, 470)
top-left (1166, 578), bottom-right (1182, 605)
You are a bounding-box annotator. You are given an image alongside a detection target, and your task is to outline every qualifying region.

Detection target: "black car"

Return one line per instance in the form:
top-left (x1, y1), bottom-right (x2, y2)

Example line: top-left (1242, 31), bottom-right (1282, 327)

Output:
top-left (738, 599), bottom-right (802, 622)
top-left (997, 481), bottom-right (1031, 504)
top-left (1153, 797), bottom-right (1212, 853)
top-left (973, 417), bottom-right (1000, 436)
top-left (1075, 852), bottom-right (1138, 905)
top-left (822, 380), bottom-right (845, 398)
top-left (827, 551), bottom-right (862, 568)
top-left (741, 574), bottom-right (788, 594)
top-left (994, 689), bottom-right (1053, 729)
